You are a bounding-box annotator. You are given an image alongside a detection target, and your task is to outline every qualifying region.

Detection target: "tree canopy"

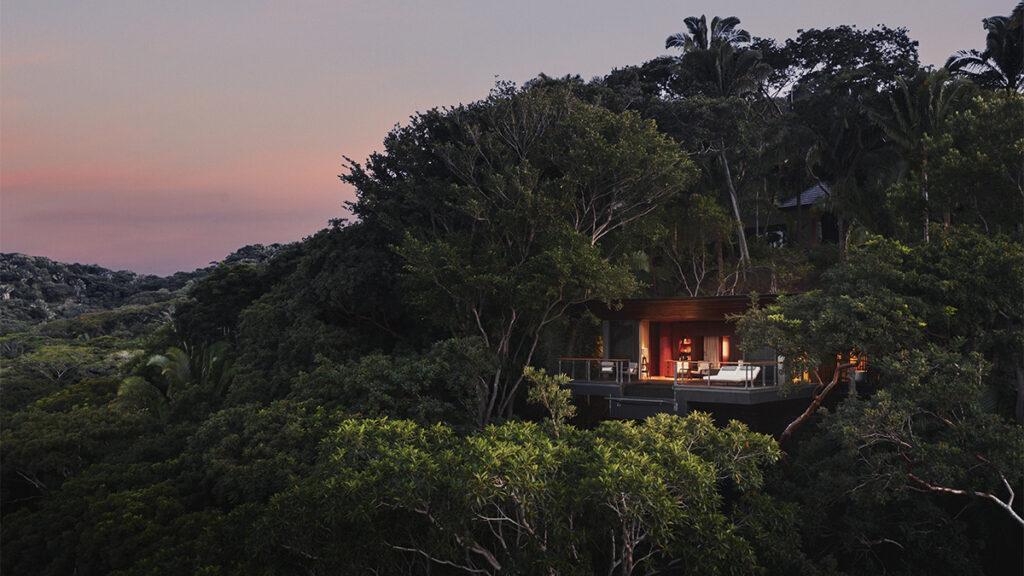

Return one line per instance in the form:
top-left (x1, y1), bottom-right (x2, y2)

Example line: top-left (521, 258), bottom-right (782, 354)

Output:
top-left (3, 7), bottom-right (1023, 576)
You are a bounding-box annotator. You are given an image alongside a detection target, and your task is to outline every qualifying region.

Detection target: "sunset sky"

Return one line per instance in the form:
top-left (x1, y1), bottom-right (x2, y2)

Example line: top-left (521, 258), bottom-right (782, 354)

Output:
top-left (1, 0), bottom-right (1009, 274)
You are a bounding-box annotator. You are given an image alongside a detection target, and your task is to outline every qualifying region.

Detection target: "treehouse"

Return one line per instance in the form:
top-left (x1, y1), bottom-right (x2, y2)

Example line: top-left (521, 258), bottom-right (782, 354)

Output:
top-left (557, 295), bottom-right (817, 423)
top-left (775, 183), bottom-right (840, 246)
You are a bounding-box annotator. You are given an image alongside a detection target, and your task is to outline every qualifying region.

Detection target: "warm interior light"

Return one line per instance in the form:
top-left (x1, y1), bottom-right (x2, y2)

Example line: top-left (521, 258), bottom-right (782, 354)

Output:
top-left (678, 337), bottom-right (692, 361)
top-left (721, 336), bottom-right (731, 362)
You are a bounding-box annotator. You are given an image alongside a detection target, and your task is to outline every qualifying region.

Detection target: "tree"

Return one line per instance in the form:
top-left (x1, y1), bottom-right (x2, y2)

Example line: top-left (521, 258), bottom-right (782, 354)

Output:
top-left (845, 346), bottom-right (1024, 527)
top-left (173, 262), bottom-right (276, 346)
top-left (290, 338), bottom-right (489, 426)
top-left (19, 344), bottom-right (99, 386)
top-left (143, 340), bottom-right (233, 413)
top-left (785, 25), bottom-right (922, 245)
top-left (524, 366), bottom-right (575, 437)
top-left (738, 231), bottom-right (1024, 570)
top-left (665, 15), bottom-right (770, 264)
top-left (868, 69), bottom-right (970, 242)
top-left (665, 15), bottom-right (750, 52)
top-left (777, 346), bottom-right (1024, 575)
top-left (932, 90), bottom-right (1024, 235)
top-left (782, 25), bottom-right (921, 89)
top-left (738, 237), bottom-right (928, 443)
top-left (947, 2), bottom-right (1024, 92)
top-left (345, 84), bottom-right (696, 425)
top-left (648, 193), bottom-right (735, 296)
top-left (219, 223), bottom-right (427, 405)
top-left (258, 413), bottom-right (786, 575)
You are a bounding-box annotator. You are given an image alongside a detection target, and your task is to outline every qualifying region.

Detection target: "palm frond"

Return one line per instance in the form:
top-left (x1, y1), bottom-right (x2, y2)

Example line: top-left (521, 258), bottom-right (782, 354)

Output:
top-left (711, 16), bottom-right (750, 44)
top-left (665, 33), bottom-right (690, 50)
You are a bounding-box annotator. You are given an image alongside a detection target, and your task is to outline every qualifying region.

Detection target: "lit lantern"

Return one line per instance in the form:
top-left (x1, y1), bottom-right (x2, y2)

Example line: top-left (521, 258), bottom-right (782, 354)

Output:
top-left (721, 336), bottom-right (731, 362)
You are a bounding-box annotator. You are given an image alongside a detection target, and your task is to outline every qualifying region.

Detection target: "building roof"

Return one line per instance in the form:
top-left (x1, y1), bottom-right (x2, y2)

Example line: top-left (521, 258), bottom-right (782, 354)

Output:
top-left (778, 183), bottom-right (830, 210)
top-left (588, 294), bottom-right (778, 322)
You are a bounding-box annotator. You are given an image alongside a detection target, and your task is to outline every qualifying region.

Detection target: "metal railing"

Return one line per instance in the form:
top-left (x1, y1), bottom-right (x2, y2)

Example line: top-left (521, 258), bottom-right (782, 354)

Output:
top-left (557, 357), bottom-right (799, 390)
top-left (556, 357), bottom-right (636, 383)
top-left (674, 360), bottom-right (786, 389)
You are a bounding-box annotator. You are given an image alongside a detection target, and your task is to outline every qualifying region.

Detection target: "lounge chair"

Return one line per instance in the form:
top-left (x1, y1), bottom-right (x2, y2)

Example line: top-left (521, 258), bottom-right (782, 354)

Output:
top-left (600, 361), bottom-right (615, 379)
top-left (706, 364), bottom-right (761, 385)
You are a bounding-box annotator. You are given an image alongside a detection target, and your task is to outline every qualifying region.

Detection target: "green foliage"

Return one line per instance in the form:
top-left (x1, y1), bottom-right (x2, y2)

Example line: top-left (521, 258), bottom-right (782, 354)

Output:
top-left (1, 340), bottom-right (136, 412)
top-left (32, 376), bottom-right (120, 412)
top-left (2, 403), bottom-right (158, 497)
top-left (346, 83), bottom-right (695, 424)
top-left (524, 366), bottom-right (575, 436)
top-left (779, 345), bottom-right (1024, 575)
top-left (947, 3), bottom-right (1024, 92)
top-left (738, 228), bottom-right (1024, 574)
top-left (36, 301), bottom-right (175, 339)
top-left (147, 341), bottom-right (233, 404)
top-left (738, 236), bottom-right (928, 379)
top-left (217, 224), bottom-right (424, 405)
top-left (667, 15), bottom-right (770, 99)
top-left (173, 263), bottom-right (275, 345)
top-left (933, 90), bottom-right (1024, 235)
top-left (181, 401), bottom-right (341, 508)
top-left (4, 11), bottom-right (1024, 576)
top-left (290, 337), bottom-right (489, 426)
top-left (259, 413), bottom-right (786, 575)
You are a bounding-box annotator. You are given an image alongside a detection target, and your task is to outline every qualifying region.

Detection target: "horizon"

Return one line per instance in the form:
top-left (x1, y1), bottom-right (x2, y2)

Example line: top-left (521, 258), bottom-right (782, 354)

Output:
top-left (1, 0), bottom-right (1008, 275)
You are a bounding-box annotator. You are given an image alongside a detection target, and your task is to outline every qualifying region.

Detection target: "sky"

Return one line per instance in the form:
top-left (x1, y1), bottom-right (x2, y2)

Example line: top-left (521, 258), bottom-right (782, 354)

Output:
top-left (1, 0), bottom-right (1009, 275)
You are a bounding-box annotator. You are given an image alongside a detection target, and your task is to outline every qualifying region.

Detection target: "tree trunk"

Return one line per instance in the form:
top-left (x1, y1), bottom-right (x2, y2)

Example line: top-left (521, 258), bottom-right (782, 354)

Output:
top-left (621, 528), bottom-right (634, 576)
top-left (720, 147), bottom-right (751, 263)
top-left (843, 222), bottom-right (854, 258)
top-left (837, 216), bottom-right (848, 260)
top-left (1015, 364), bottom-right (1024, 423)
top-left (715, 238), bottom-right (725, 295)
top-left (922, 157), bottom-right (930, 243)
top-left (481, 367), bottom-right (503, 427)
top-left (780, 362), bottom-right (857, 444)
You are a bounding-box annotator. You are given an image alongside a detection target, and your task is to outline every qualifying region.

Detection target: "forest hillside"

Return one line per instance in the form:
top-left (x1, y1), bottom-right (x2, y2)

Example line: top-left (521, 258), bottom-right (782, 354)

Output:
top-left (2, 6), bottom-right (1023, 576)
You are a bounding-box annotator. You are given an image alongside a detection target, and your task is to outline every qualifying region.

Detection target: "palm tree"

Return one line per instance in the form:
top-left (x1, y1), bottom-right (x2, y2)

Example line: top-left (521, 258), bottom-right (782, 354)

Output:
top-left (946, 2), bottom-right (1024, 92)
top-left (869, 69), bottom-right (969, 242)
top-left (666, 15), bottom-right (768, 264)
top-left (117, 341), bottom-right (233, 420)
top-left (665, 15), bottom-right (750, 52)
top-left (146, 341), bottom-right (233, 401)
top-left (665, 16), bottom-right (768, 98)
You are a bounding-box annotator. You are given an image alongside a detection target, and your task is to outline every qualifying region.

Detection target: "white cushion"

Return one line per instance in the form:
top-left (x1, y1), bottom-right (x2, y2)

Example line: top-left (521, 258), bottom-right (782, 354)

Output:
top-left (707, 366), bottom-right (761, 382)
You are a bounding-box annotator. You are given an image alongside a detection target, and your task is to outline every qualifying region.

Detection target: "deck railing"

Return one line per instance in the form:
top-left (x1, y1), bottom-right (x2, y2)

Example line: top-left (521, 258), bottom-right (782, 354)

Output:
top-left (556, 357), bottom-right (635, 384)
top-left (674, 359), bottom-right (784, 388)
top-left (557, 357), bottom-right (794, 390)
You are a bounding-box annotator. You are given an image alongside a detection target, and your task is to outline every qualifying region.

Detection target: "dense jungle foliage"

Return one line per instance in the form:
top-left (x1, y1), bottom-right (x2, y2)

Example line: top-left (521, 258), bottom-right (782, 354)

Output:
top-left (2, 6), bottom-right (1023, 575)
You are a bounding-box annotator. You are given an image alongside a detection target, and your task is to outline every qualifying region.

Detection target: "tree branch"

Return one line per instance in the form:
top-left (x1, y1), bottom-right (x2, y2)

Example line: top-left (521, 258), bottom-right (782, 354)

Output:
top-left (780, 362), bottom-right (857, 444)
top-left (907, 472), bottom-right (1024, 527)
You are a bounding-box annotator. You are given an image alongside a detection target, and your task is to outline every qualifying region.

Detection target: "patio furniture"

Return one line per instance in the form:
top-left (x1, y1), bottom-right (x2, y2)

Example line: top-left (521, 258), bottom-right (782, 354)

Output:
top-left (706, 364), bottom-right (761, 385)
top-left (600, 361), bottom-right (615, 379)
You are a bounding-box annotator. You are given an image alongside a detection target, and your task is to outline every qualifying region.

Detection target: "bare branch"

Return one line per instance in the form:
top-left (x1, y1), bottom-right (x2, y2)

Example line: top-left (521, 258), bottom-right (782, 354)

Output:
top-left (907, 473), bottom-right (1024, 527)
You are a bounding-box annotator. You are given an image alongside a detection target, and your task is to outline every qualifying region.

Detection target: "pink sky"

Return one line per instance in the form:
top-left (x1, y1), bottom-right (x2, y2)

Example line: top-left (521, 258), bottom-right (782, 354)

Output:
top-left (1, 0), bottom-right (1008, 274)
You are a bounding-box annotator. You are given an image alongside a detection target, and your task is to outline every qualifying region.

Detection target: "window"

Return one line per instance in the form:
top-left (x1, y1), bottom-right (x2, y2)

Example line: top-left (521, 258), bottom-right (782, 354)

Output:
top-left (608, 321), bottom-right (637, 362)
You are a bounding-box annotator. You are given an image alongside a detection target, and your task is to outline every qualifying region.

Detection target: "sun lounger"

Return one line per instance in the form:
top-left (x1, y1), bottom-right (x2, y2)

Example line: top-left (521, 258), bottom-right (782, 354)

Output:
top-left (706, 364), bottom-right (760, 385)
